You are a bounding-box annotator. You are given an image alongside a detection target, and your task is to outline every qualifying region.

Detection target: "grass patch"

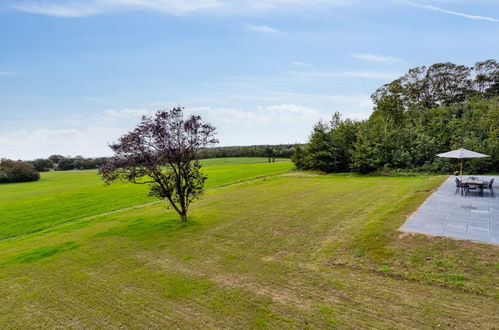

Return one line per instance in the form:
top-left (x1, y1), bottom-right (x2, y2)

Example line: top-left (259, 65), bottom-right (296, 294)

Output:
top-left (1, 241), bottom-right (80, 266)
top-left (441, 273), bottom-right (470, 287)
top-left (0, 170), bottom-right (497, 328)
top-left (0, 159), bottom-right (293, 240)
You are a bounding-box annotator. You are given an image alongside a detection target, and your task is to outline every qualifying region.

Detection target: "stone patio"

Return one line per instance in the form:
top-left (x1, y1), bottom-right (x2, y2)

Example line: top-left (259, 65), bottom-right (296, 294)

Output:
top-left (401, 176), bottom-right (499, 244)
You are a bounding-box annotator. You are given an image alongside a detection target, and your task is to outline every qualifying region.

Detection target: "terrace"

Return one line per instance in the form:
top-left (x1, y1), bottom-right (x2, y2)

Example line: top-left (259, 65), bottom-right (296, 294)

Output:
top-left (401, 176), bottom-right (499, 244)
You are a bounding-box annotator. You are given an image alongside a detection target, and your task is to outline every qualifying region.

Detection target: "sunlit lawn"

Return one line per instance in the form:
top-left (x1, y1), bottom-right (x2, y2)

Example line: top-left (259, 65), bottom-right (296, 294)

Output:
top-left (0, 159), bottom-right (292, 240)
top-left (0, 167), bottom-right (497, 328)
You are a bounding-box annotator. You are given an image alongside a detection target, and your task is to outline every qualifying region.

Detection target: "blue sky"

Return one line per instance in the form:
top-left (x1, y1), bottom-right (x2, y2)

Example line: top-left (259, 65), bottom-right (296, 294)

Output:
top-left (1, 0), bottom-right (498, 159)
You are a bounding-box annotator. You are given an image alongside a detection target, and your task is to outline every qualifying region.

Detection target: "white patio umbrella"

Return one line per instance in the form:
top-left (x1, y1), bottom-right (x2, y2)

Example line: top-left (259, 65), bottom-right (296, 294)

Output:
top-left (437, 148), bottom-right (489, 181)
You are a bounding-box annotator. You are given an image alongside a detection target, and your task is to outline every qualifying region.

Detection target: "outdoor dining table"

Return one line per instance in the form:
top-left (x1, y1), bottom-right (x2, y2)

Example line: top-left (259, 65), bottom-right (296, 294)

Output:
top-left (463, 178), bottom-right (484, 185)
top-left (462, 178), bottom-right (485, 196)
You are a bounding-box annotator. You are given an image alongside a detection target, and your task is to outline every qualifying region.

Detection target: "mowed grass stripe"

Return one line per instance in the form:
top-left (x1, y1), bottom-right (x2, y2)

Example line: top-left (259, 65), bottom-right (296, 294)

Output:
top-left (0, 160), bottom-right (293, 240)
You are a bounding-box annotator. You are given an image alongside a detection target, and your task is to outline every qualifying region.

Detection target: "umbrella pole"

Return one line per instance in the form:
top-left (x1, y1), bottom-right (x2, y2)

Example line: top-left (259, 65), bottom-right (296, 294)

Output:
top-left (460, 159), bottom-right (463, 182)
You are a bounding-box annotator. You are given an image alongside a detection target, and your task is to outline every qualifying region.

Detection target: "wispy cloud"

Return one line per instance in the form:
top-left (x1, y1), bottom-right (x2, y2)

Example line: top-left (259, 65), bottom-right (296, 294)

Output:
top-left (408, 2), bottom-right (498, 22)
top-left (351, 53), bottom-right (403, 64)
top-left (9, 0), bottom-right (221, 17)
top-left (8, 0), bottom-right (357, 17)
top-left (10, 3), bottom-right (101, 17)
top-left (245, 24), bottom-right (281, 34)
top-left (0, 104), bottom-right (326, 158)
top-left (294, 70), bottom-right (400, 80)
top-left (100, 109), bottom-right (151, 121)
top-left (239, 0), bottom-right (357, 11)
top-left (292, 61), bottom-right (314, 68)
top-left (190, 103), bottom-right (323, 127)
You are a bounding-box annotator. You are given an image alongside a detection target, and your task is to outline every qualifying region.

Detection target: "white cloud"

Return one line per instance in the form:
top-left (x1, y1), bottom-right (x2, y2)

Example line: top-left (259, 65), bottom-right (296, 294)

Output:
top-left (32, 129), bottom-right (80, 144)
top-left (0, 104), bottom-right (328, 159)
top-left (9, 0), bottom-right (221, 17)
top-left (10, 3), bottom-right (101, 17)
top-left (101, 108), bottom-right (151, 121)
top-left (188, 104), bottom-right (322, 126)
top-left (244, 24), bottom-right (281, 34)
top-left (266, 104), bottom-right (321, 121)
top-left (240, 0), bottom-right (358, 11)
top-left (351, 53), bottom-right (403, 63)
top-left (189, 106), bottom-right (271, 125)
top-left (8, 0), bottom-right (357, 17)
top-left (294, 70), bottom-right (400, 80)
top-left (291, 61), bottom-right (314, 68)
top-left (407, 2), bottom-right (498, 22)
top-left (341, 71), bottom-right (400, 80)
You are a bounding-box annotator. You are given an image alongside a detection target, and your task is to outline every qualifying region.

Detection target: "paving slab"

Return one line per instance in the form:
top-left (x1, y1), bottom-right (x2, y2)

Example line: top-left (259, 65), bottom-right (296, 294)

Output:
top-left (400, 175), bottom-right (498, 245)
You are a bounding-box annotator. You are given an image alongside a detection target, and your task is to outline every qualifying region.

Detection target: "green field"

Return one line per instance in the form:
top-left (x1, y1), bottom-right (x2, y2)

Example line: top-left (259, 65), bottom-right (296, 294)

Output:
top-left (0, 159), bottom-right (498, 328)
top-left (0, 159), bottom-right (292, 240)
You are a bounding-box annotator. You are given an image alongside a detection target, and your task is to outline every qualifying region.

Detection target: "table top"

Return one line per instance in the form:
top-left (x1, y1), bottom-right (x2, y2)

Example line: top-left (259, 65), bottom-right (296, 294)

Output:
top-left (463, 178), bottom-right (484, 185)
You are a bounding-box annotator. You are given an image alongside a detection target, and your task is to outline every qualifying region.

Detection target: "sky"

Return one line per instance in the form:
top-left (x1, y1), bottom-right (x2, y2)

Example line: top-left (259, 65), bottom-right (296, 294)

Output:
top-left (0, 0), bottom-right (498, 159)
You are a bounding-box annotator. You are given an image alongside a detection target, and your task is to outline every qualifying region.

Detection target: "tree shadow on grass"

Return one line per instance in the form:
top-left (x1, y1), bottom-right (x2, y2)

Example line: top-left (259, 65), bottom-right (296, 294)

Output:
top-left (0, 241), bottom-right (80, 267)
top-left (92, 215), bottom-right (200, 241)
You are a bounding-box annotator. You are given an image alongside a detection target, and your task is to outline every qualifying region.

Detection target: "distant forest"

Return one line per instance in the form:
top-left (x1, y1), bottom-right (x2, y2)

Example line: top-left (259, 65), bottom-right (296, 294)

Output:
top-left (23, 145), bottom-right (296, 172)
top-left (293, 60), bottom-right (499, 174)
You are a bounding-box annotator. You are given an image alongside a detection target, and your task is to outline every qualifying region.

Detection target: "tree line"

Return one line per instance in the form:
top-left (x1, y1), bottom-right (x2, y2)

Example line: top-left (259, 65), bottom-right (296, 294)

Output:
top-left (197, 144), bottom-right (295, 159)
top-left (292, 60), bottom-right (499, 174)
top-left (20, 145), bottom-right (295, 173)
top-left (28, 155), bottom-right (110, 172)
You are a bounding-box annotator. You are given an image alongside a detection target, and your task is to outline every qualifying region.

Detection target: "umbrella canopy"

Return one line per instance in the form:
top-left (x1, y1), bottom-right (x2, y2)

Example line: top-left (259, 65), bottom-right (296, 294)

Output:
top-left (437, 148), bottom-right (489, 180)
top-left (437, 148), bottom-right (489, 159)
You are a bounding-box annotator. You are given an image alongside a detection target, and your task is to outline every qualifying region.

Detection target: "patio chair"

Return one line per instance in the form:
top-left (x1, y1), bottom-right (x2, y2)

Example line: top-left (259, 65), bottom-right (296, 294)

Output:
top-left (483, 178), bottom-right (495, 197)
top-left (467, 183), bottom-right (478, 196)
top-left (455, 178), bottom-right (468, 195)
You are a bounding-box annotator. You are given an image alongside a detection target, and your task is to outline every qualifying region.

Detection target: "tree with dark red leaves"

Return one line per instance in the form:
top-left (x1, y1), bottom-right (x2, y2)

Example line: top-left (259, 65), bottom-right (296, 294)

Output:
top-left (99, 107), bottom-right (218, 222)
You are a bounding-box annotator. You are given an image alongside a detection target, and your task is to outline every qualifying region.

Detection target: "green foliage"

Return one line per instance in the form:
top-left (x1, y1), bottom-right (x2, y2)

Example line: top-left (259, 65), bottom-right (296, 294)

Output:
top-left (294, 59), bottom-right (499, 174)
top-left (307, 121), bottom-right (340, 172)
top-left (198, 144), bottom-right (295, 159)
top-left (30, 158), bottom-right (54, 172)
top-left (291, 144), bottom-right (308, 169)
top-left (0, 159), bottom-right (40, 183)
top-left (293, 113), bottom-right (360, 173)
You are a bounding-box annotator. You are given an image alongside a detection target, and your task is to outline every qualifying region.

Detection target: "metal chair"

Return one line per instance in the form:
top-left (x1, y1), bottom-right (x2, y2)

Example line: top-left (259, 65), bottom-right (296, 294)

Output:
top-left (467, 183), bottom-right (478, 196)
top-left (483, 178), bottom-right (495, 197)
top-left (455, 178), bottom-right (468, 195)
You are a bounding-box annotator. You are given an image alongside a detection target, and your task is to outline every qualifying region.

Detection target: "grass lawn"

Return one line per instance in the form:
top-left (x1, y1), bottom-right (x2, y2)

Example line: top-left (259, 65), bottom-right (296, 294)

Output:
top-left (0, 165), bottom-right (497, 328)
top-left (0, 160), bottom-right (293, 240)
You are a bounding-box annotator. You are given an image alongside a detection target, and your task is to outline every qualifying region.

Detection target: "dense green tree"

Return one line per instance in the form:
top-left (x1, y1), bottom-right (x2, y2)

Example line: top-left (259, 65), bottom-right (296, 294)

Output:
top-left (294, 59), bottom-right (499, 174)
top-left (48, 155), bottom-right (65, 167)
top-left (0, 160), bottom-right (40, 183)
top-left (291, 144), bottom-right (308, 170)
top-left (306, 122), bottom-right (339, 173)
top-left (31, 158), bottom-right (54, 172)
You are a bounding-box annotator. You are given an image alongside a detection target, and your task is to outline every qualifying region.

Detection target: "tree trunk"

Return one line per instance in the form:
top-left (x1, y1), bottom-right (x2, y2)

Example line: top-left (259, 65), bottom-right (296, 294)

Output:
top-left (180, 213), bottom-right (187, 222)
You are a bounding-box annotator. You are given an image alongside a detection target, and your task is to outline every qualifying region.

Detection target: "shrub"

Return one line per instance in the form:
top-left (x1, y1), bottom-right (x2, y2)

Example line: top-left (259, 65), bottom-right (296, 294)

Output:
top-left (0, 160), bottom-right (40, 183)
